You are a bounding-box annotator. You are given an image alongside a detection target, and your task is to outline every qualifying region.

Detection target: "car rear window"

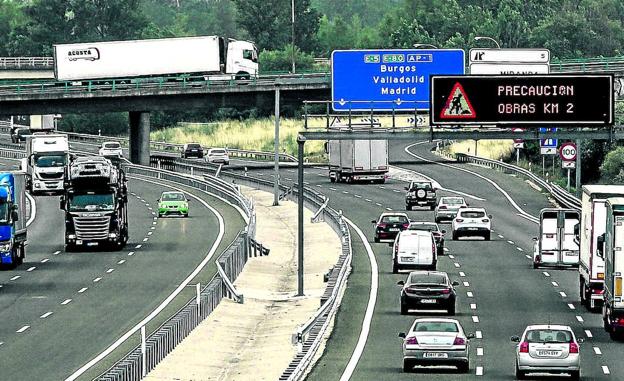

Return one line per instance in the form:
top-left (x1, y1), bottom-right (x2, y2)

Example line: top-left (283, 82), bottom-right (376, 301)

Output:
top-left (442, 197), bottom-right (465, 205)
top-left (409, 182), bottom-right (433, 190)
top-left (413, 321), bottom-right (458, 333)
top-left (525, 329), bottom-right (573, 343)
top-left (459, 211), bottom-right (486, 218)
top-left (211, 149), bottom-right (226, 154)
top-left (381, 215), bottom-right (408, 223)
top-left (187, 144), bottom-right (201, 149)
top-left (408, 273), bottom-right (446, 285)
top-left (104, 142), bottom-right (121, 149)
top-left (409, 223), bottom-right (437, 232)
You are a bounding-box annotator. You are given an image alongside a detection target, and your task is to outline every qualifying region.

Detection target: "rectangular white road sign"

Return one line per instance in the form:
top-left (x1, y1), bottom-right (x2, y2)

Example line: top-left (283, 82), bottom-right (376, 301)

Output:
top-left (469, 49), bottom-right (550, 63)
top-left (470, 63), bottom-right (549, 75)
top-left (541, 147), bottom-right (557, 155)
top-left (562, 161), bottom-right (576, 169)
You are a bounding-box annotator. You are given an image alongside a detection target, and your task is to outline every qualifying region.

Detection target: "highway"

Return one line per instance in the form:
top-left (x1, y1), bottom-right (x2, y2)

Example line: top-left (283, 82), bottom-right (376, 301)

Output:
top-left (227, 141), bottom-right (618, 380)
top-left (0, 155), bottom-right (244, 380)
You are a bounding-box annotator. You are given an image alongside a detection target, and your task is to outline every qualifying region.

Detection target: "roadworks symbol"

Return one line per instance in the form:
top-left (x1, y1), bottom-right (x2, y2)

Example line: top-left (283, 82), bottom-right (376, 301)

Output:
top-left (440, 82), bottom-right (476, 119)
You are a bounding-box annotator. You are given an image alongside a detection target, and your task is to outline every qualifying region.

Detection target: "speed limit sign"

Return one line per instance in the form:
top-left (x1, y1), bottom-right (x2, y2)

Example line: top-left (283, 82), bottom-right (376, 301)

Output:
top-left (559, 142), bottom-right (577, 161)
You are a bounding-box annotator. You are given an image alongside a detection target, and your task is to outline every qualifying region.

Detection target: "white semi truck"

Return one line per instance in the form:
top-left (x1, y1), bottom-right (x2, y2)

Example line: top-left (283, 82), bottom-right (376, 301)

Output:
top-left (579, 185), bottom-right (624, 311)
top-left (53, 36), bottom-right (258, 81)
top-left (327, 139), bottom-right (388, 183)
top-left (599, 198), bottom-right (624, 339)
top-left (25, 134), bottom-right (69, 195)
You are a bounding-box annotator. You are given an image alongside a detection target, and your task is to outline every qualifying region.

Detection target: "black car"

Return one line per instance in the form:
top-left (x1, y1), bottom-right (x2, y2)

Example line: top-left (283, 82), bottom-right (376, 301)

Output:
top-left (408, 222), bottom-right (446, 255)
top-left (405, 181), bottom-right (437, 210)
top-left (398, 271), bottom-right (459, 315)
top-left (181, 143), bottom-right (204, 159)
top-left (372, 212), bottom-right (410, 243)
top-left (12, 127), bottom-right (31, 143)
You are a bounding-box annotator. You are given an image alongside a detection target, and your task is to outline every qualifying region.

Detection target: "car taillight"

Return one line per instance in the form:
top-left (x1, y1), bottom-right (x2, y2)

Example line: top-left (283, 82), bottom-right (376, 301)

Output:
top-left (594, 289), bottom-right (604, 295)
top-left (439, 205), bottom-right (447, 209)
top-left (455, 218), bottom-right (464, 222)
top-left (402, 223), bottom-right (410, 229)
top-left (569, 343), bottom-right (579, 354)
top-left (406, 336), bottom-right (418, 345)
top-left (432, 243), bottom-right (436, 253)
top-left (482, 219), bottom-right (489, 223)
top-left (519, 342), bottom-right (529, 353)
top-left (615, 317), bottom-right (624, 325)
top-left (453, 336), bottom-right (466, 345)
top-left (378, 223), bottom-right (387, 229)
top-left (441, 288), bottom-right (451, 294)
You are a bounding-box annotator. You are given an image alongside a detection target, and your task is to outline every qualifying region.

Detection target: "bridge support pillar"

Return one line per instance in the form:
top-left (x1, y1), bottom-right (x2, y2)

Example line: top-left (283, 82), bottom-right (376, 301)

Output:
top-left (129, 111), bottom-right (150, 166)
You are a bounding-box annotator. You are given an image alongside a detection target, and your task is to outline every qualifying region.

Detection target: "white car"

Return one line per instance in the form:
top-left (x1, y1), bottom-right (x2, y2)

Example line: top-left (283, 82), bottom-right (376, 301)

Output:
top-left (98, 141), bottom-right (123, 158)
top-left (206, 148), bottom-right (230, 165)
top-left (435, 196), bottom-right (468, 223)
top-left (511, 324), bottom-right (582, 379)
top-left (392, 230), bottom-right (437, 273)
top-left (452, 208), bottom-right (491, 240)
top-left (399, 318), bottom-right (473, 373)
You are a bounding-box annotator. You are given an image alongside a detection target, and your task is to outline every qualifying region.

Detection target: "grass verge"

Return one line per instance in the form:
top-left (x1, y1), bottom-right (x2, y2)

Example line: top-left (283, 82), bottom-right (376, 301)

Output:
top-left (446, 139), bottom-right (514, 160)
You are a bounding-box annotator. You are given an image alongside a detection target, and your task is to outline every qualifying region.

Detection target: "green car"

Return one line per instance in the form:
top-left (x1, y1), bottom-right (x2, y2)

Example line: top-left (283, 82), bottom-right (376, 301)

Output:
top-left (158, 191), bottom-right (189, 217)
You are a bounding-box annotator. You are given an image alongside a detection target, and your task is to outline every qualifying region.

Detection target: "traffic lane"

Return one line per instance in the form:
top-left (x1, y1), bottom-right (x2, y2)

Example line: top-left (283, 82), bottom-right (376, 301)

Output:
top-left (0, 178), bottom-right (240, 380)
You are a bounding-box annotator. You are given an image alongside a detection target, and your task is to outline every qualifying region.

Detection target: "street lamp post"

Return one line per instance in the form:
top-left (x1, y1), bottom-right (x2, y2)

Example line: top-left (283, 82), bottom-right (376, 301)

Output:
top-left (474, 36), bottom-right (501, 49)
top-left (291, 0), bottom-right (296, 74)
top-left (413, 43), bottom-right (439, 49)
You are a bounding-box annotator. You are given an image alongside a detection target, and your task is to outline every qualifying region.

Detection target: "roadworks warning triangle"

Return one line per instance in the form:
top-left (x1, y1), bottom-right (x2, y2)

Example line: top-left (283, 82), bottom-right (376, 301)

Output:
top-left (439, 82), bottom-right (476, 119)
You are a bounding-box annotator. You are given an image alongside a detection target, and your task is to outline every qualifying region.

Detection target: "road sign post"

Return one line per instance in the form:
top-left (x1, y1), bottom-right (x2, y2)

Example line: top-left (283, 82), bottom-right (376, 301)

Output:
top-left (331, 49), bottom-right (465, 111)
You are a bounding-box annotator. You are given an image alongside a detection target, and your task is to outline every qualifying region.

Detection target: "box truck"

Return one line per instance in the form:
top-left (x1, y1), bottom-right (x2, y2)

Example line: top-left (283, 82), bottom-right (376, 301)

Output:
top-left (53, 36), bottom-right (258, 81)
top-left (327, 139), bottom-right (388, 183)
top-left (25, 134), bottom-right (69, 195)
top-left (599, 198), bottom-right (624, 338)
top-left (0, 172), bottom-right (27, 268)
top-left (532, 208), bottom-right (580, 268)
top-left (579, 185), bottom-right (624, 311)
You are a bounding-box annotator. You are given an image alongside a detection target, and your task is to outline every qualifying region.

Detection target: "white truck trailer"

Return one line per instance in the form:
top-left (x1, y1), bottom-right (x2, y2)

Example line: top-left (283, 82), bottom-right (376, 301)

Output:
top-left (532, 208), bottom-right (580, 269)
top-left (53, 36), bottom-right (258, 81)
top-left (579, 185), bottom-right (624, 311)
top-left (327, 139), bottom-right (388, 183)
top-left (25, 134), bottom-right (69, 195)
top-left (600, 198), bottom-right (624, 339)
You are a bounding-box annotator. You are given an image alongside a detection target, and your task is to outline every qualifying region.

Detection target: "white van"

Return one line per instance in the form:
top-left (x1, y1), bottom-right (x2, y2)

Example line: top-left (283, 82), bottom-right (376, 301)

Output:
top-left (533, 208), bottom-right (580, 268)
top-left (392, 230), bottom-right (437, 273)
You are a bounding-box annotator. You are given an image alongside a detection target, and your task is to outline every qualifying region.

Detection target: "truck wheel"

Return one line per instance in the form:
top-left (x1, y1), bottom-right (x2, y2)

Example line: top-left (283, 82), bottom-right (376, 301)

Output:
top-left (532, 261), bottom-right (539, 269)
top-left (374, 236), bottom-right (379, 243)
top-left (330, 177), bottom-right (335, 183)
top-left (400, 302), bottom-right (408, 315)
top-left (484, 232), bottom-right (491, 241)
top-left (430, 204), bottom-right (435, 211)
top-left (392, 260), bottom-right (399, 274)
top-left (16, 245), bottom-right (24, 266)
top-left (569, 370), bottom-right (580, 381)
top-left (580, 279), bottom-right (587, 306)
top-left (406, 204), bottom-right (412, 211)
top-left (603, 306), bottom-right (611, 332)
top-left (457, 361), bottom-right (469, 373)
top-left (452, 231), bottom-right (459, 240)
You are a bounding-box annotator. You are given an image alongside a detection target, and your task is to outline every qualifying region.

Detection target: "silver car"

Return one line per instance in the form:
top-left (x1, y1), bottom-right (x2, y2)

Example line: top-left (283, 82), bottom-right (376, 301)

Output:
top-left (206, 148), bottom-right (230, 165)
top-left (511, 324), bottom-right (582, 380)
top-left (434, 196), bottom-right (467, 223)
top-left (398, 318), bottom-right (473, 373)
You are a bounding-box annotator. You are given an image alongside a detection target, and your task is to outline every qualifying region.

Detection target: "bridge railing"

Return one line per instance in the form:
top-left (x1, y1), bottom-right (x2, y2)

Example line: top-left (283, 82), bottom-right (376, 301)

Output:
top-left (0, 57), bottom-right (54, 69)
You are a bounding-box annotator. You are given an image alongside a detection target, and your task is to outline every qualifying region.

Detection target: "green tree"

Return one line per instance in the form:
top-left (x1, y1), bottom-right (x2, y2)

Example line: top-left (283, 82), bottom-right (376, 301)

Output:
top-left (259, 45), bottom-right (315, 72)
top-left (601, 146), bottom-right (624, 183)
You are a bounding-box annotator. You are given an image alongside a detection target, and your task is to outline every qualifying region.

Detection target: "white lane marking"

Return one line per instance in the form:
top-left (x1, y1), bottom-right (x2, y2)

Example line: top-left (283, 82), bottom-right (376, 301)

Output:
top-left (135, 245), bottom-right (142, 249)
top-left (585, 330), bottom-right (593, 338)
top-left (41, 258), bottom-right (49, 263)
top-left (448, 254), bottom-right (455, 259)
top-left (61, 299), bottom-right (72, 305)
top-left (498, 234), bottom-right (504, 239)
top-left (560, 292), bottom-right (567, 298)
top-left (576, 315), bottom-right (584, 322)
top-left (329, 187), bottom-right (337, 191)
top-left (375, 203), bottom-right (382, 206)
top-left (106, 268), bottom-right (114, 273)
top-left (150, 227), bottom-right (155, 230)
top-left (25, 191), bottom-right (36, 227)
top-left (393, 189), bottom-right (401, 193)
top-left (303, 182), bottom-right (309, 185)
top-left (507, 240), bottom-right (515, 245)
top-left (365, 198), bottom-right (372, 202)
top-left (40, 312), bottom-right (53, 319)
top-left (594, 347), bottom-right (602, 355)
top-left (26, 266), bottom-right (36, 272)
top-left (53, 250), bottom-right (60, 255)
top-left (338, 217), bottom-right (378, 381)
top-left (78, 287), bottom-right (88, 293)
top-left (131, 192), bottom-right (136, 196)
top-left (142, 238), bottom-right (148, 242)
top-left (476, 366), bottom-right (483, 376)
top-left (443, 248), bottom-right (449, 252)
top-left (477, 347), bottom-right (484, 356)
top-left (543, 271), bottom-right (550, 277)
top-left (128, 252), bottom-right (134, 256)
top-left (404, 143), bottom-right (537, 222)
top-left (459, 272), bottom-right (466, 277)
top-left (454, 262), bottom-right (461, 268)
top-left (467, 291), bottom-right (474, 298)
top-left (10, 276), bottom-right (20, 281)
top-left (354, 195), bottom-right (362, 199)
top-left (385, 208), bottom-right (392, 211)
top-left (472, 316), bottom-right (479, 323)
top-left (147, 232), bottom-right (153, 236)
top-left (463, 281), bottom-right (470, 287)
top-left (602, 366), bottom-right (610, 374)
top-left (476, 331), bottom-right (482, 339)
top-left (551, 281), bottom-right (559, 287)
top-left (147, 207), bottom-right (152, 211)
top-left (16, 325), bottom-right (30, 333)
top-left (117, 260), bottom-right (125, 265)
top-left (470, 303), bottom-right (477, 310)
top-left (316, 185), bottom-right (322, 188)
top-left (516, 247), bottom-right (523, 252)
top-left (525, 255), bottom-right (532, 259)
top-left (568, 303), bottom-right (575, 310)
top-left (68, 176), bottom-right (227, 381)
top-left (379, 186), bottom-right (385, 189)
top-left (343, 191), bottom-right (349, 194)
top-left (93, 277), bottom-right (102, 283)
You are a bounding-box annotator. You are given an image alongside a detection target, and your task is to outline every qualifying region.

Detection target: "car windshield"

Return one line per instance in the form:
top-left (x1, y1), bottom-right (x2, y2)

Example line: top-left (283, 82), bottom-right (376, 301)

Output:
top-left (17, 129), bottom-right (30, 136)
top-left (161, 193), bottom-right (185, 201)
top-left (408, 273), bottom-right (446, 285)
top-left (0, 202), bottom-right (9, 224)
top-left (442, 197), bottom-right (465, 206)
top-left (525, 329), bottom-right (573, 343)
top-left (460, 211), bottom-right (486, 218)
top-left (210, 149), bottom-right (226, 154)
top-left (381, 215), bottom-right (408, 223)
top-left (409, 223), bottom-right (438, 232)
top-left (68, 193), bottom-right (115, 212)
top-left (409, 182), bottom-right (433, 190)
top-left (103, 143), bottom-right (120, 149)
top-left (413, 321), bottom-right (458, 333)
top-left (35, 154), bottom-right (66, 168)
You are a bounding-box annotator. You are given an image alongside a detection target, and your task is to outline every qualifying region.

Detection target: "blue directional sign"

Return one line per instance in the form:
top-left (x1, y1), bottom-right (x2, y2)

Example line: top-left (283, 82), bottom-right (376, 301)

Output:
top-left (331, 49), bottom-right (465, 111)
top-left (539, 127), bottom-right (558, 147)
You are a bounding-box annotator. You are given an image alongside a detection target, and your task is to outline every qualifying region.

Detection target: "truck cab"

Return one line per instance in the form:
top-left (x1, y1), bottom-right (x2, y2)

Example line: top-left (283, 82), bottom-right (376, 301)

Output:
top-left (25, 134), bottom-right (69, 195)
top-left (225, 39), bottom-right (258, 79)
top-left (533, 208), bottom-right (580, 269)
top-left (0, 172), bottom-right (27, 268)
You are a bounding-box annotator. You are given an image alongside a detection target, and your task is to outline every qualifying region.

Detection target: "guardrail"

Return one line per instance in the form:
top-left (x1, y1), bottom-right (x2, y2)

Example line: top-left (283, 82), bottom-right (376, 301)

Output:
top-left (0, 57), bottom-right (54, 69)
top-left (454, 152), bottom-right (581, 210)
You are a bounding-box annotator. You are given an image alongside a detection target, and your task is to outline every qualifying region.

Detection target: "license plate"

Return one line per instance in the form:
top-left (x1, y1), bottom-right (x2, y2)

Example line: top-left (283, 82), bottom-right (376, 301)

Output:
top-left (420, 299), bottom-right (437, 304)
top-left (423, 352), bottom-right (448, 358)
top-left (87, 242), bottom-right (99, 247)
top-left (537, 350), bottom-right (560, 357)
top-left (565, 251), bottom-right (578, 256)
top-left (401, 257), bottom-right (414, 262)
top-left (468, 227), bottom-right (478, 230)
top-left (389, 228), bottom-right (399, 231)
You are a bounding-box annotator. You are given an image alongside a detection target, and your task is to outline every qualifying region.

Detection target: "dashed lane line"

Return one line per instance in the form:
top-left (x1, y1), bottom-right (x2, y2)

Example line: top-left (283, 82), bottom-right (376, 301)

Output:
top-left (117, 260), bottom-right (126, 264)
top-left (106, 268), bottom-right (115, 274)
top-left (78, 287), bottom-right (88, 293)
top-left (128, 252), bottom-right (135, 256)
top-left (459, 272), bottom-right (466, 277)
top-left (543, 271), bottom-right (551, 277)
top-left (470, 303), bottom-right (477, 310)
top-left (585, 330), bottom-right (593, 338)
top-left (602, 366), bottom-right (610, 375)
top-left (568, 303), bottom-right (575, 310)
top-left (448, 254), bottom-right (455, 259)
top-left (26, 266), bottom-right (36, 272)
top-left (507, 240), bottom-right (515, 245)
top-left (354, 195), bottom-right (362, 198)
top-left (41, 258), bottom-right (49, 263)
top-left (575, 315), bottom-right (584, 322)
top-left (560, 292), bottom-right (567, 298)
top-left (525, 255), bottom-right (532, 259)
top-left (475, 331), bottom-right (483, 339)
top-left (93, 277), bottom-right (102, 283)
top-left (53, 250), bottom-right (60, 255)
top-left (40, 312), bottom-right (53, 319)
top-left (516, 247), bottom-right (523, 252)
top-left (61, 299), bottom-right (72, 305)
top-left (472, 316), bottom-right (480, 323)
top-left (10, 276), bottom-right (20, 281)
top-left (476, 348), bottom-right (484, 356)
top-left (476, 366), bottom-right (483, 376)
top-left (454, 262), bottom-right (461, 268)
top-left (594, 347), bottom-right (602, 355)
top-left (551, 281), bottom-right (559, 287)
top-left (16, 325), bottom-right (30, 333)
top-left (467, 291), bottom-right (474, 298)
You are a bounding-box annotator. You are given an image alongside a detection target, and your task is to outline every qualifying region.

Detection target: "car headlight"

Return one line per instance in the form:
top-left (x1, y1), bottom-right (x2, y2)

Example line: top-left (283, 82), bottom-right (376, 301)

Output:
top-left (0, 241), bottom-right (12, 253)
top-left (183, 202), bottom-right (188, 209)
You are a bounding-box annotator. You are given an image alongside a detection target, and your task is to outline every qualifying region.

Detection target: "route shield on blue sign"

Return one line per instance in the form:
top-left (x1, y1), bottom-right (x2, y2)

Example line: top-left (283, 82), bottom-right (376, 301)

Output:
top-left (539, 127), bottom-right (558, 147)
top-left (331, 49), bottom-right (465, 111)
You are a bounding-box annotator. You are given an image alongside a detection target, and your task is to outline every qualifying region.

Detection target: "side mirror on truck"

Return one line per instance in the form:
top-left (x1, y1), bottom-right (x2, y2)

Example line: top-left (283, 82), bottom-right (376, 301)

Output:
top-left (597, 234), bottom-right (605, 258)
top-left (323, 142), bottom-right (328, 154)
